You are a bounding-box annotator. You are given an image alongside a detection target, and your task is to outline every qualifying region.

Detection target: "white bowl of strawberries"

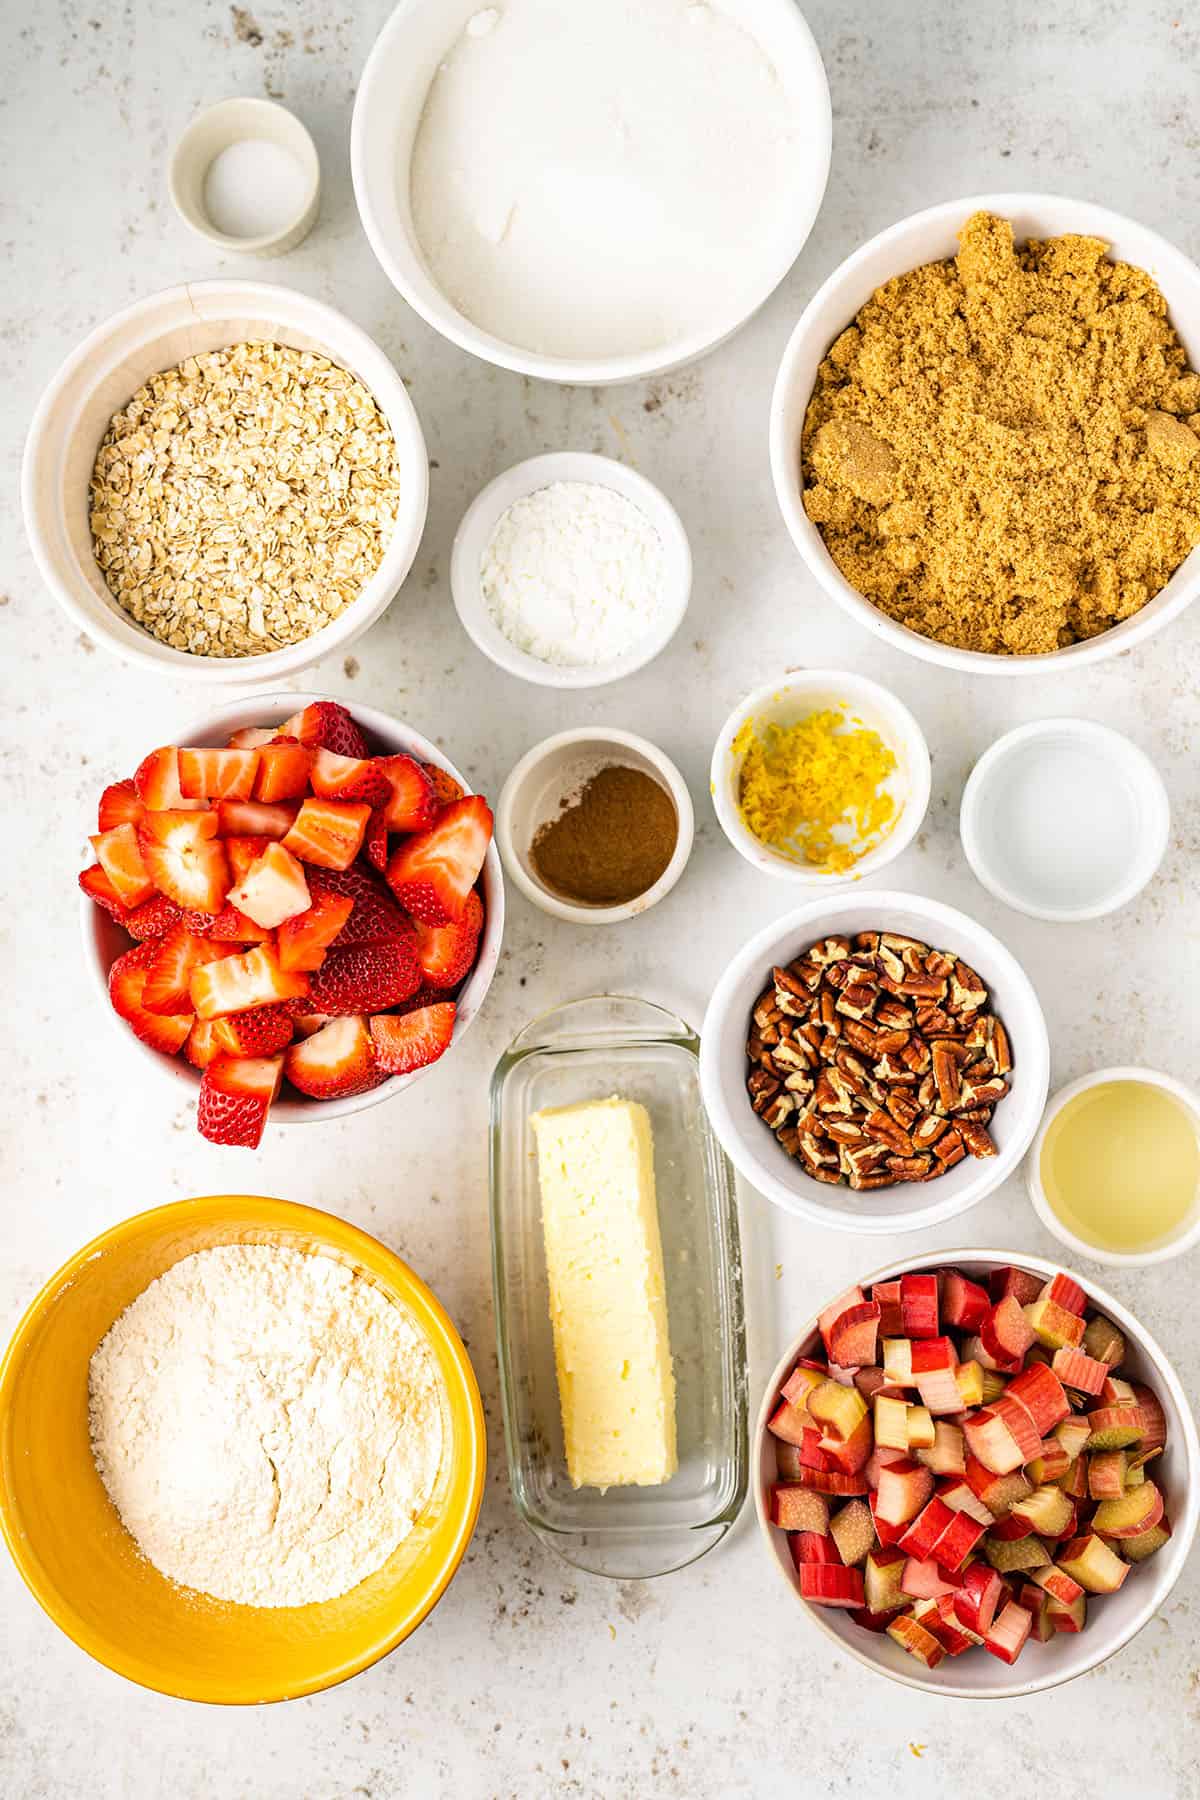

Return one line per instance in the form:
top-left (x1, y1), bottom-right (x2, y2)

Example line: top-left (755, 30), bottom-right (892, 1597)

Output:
top-left (78, 692), bottom-right (503, 1146)
top-left (755, 1253), bottom-right (1199, 1697)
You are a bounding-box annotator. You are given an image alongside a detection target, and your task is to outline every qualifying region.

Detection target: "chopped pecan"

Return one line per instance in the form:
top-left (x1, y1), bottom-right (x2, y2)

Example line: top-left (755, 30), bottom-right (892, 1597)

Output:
top-left (853, 930), bottom-right (881, 954)
top-left (886, 1090), bottom-right (920, 1130)
top-left (819, 989), bottom-right (840, 1032)
top-left (842, 1141), bottom-right (890, 1179)
top-left (809, 936), bottom-right (851, 968)
top-left (900, 1037), bottom-right (931, 1074)
top-left (747, 1070), bottom-right (781, 1111)
top-left (917, 1072), bottom-right (939, 1112)
top-left (842, 1019), bottom-right (882, 1057)
top-left (762, 1094), bottom-right (795, 1130)
top-left (987, 1016), bottom-right (1013, 1075)
top-left (783, 1071), bottom-right (814, 1095)
top-left (875, 999), bottom-right (914, 1031)
top-left (876, 943), bottom-right (905, 982)
top-left (823, 1118), bottom-right (869, 1147)
top-left (813, 1165), bottom-right (845, 1185)
top-left (836, 982), bottom-right (878, 1022)
top-left (957, 1118), bottom-right (998, 1159)
top-left (924, 948), bottom-right (955, 978)
top-left (911, 1112), bottom-right (948, 1151)
top-left (776, 1127), bottom-right (802, 1158)
top-left (949, 960), bottom-right (988, 1015)
top-left (933, 1128), bottom-right (966, 1167)
top-left (863, 1109), bottom-right (915, 1156)
top-left (932, 1043), bottom-right (962, 1111)
top-left (886, 1154), bottom-right (933, 1181)
top-left (958, 1076), bottom-right (1008, 1111)
top-left (849, 1170), bottom-right (894, 1191)
top-left (772, 1038), bottom-right (813, 1073)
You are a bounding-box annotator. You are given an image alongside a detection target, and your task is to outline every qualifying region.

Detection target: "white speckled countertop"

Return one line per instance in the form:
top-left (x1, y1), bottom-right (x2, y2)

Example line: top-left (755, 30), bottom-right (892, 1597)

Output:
top-left (2, 2), bottom-right (1199, 1795)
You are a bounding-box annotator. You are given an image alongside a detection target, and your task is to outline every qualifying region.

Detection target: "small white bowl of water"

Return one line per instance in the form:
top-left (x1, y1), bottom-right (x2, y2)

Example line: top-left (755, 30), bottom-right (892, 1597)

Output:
top-left (959, 718), bottom-right (1170, 922)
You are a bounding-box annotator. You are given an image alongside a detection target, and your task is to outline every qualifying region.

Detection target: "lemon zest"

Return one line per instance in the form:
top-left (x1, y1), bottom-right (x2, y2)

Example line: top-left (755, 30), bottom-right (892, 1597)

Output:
top-left (733, 708), bottom-right (897, 872)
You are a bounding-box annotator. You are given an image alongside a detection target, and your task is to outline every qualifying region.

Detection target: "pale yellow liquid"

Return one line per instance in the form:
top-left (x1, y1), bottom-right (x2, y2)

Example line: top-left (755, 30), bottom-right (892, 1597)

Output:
top-left (1041, 1082), bottom-right (1200, 1253)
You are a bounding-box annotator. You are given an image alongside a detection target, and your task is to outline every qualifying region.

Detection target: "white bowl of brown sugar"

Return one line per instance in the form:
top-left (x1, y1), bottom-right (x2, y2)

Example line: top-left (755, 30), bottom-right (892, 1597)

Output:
top-left (770, 194), bottom-right (1200, 675)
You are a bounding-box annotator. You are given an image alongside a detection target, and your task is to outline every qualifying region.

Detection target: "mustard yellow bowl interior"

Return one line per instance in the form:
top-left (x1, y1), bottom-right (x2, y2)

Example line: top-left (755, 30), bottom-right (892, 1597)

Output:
top-left (0, 1195), bottom-right (485, 1704)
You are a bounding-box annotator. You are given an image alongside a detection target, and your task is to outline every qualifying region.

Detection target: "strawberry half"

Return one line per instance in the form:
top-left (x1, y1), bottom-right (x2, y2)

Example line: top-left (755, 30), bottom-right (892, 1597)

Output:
top-left (133, 747), bottom-right (206, 812)
top-left (308, 863), bottom-right (406, 945)
top-left (225, 835), bottom-right (272, 885)
top-left (213, 1003), bottom-right (295, 1058)
top-left (178, 747), bottom-right (260, 801)
top-left (184, 1018), bottom-right (223, 1069)
top-left (142, 926), bottom-right (229, 1016)
top-left (197, 1054), bottom-right (284, 1148)
top-left (422, 762), bottom-right (465, 809)
top-left (97, 779), bottom-right (145, 834)
top-left (205, 902), bottom-right (271, 943)
top-left (386, 796), bottom-right (493, 925)
top-left (282, 797), bottom-right (371, 871)
top-left (363, 807), bottom-right (389, 873)
top-left (277, 890), bottom-right (355, 973)
top-left (124, 893), bottom-right (188, 939)
top-left (226, 842), bottom-right (311, 930)
top-left (215, 798), bottom-right (299, 840)
top-left (108, 942), bottom-right (193, 1056)
top-left (79, 863), bottom-right (132, 926)
top-left (307, 937), bottom-right (421, 1016)
top-left (190, 943), bottom-right (310, 1020)
top-left (377, 755), bottom-right (436, 833)
top-left (284, 1015), bottom-right (383, 1099)
top-left (414, 887), bottom-right (484, 989)
top-left (369, 1003), bottom-right (456, 1076)
top-left (254, 739), bottom-right (311, 802)
top-left (282, 701), bottom-right (370, 759)
top-left (138, 810), bottom-right (230, 914)
top-left (227, 726), bottom-right (278, 750)
top-left (89, 822), bottom-right (156, 908)
top-left (309, 748), bottom-right (391, 805)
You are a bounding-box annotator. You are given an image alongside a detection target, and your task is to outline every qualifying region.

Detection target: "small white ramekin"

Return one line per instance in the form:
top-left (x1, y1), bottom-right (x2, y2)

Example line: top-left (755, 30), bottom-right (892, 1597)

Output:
top-left (449, 453), bottom-right (691, 689)
top-left (23, 281), bottom-right (429, 684)
top-left (168, 97), bottom-right (321, 257)
top-left (496, 728), bottom-right (694, 925)
top-left (960, 718), bottom-right (1170, 922)
top-left (770, 193), bottom-right (1200, 674)
top-left (351, 0), bottom-right (831, 386)
top-left (1027, 1066), bottom-right (1200, 1267)
top-left (700, 890), bottom-right (1049, 1235)
top-left (710, 669), bottom-right (930, 885)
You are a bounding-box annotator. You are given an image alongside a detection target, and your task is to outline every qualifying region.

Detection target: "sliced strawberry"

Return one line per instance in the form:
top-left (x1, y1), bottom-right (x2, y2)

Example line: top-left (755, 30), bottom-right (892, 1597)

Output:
top-left (422, 762), bottom-right (465, 809)
top-left (282, 797), bottom-right (371, 870)
top-left (134, 747), bottom-right (207, 812)
top-left (227, 842), bottom-right (311, 930)
top-left (308, 863), bottom-right (406, 945)
top-left (89, 822), bottom-right (155, 908)
top-left (138, 810), bottom-right (230, 914)
top-left (205, 902), bottom-right (271, 943)
top-left (198, 1054), bottom-right (284, 1148)
top-left (369, 1003), bottom-right (456, 1076)
top-left (225, 835), bottom-right (272, 885)
top-left (213, 1003), bottom-right (295, 1058)
top-left (291, 1009), bottom-right (334, 1038)
top-left (254, 739), bottom-right (312, 802)
top-left (178, 747), bottom-right (260, 801)
top-left (184, 1018), bottom-right (223, 1069)
top-left (386, 795), bottom-right (493, 925)
top-left (377, 755), bottom-right (437, 832)
top-left (307, 937), bottom-right (421, 1016)
top-left (227, 725), bottom-right (278, 750)
top-left (79, 863), bottom-right (132, 926)
top-left (97, 779), bottom-right (145, 834)
top-left (284, 1015), bottom-right (383, 1100)
top-left (142, 927), bottom-right (229, 1016)
top-left (363, 807), bottom-right (389, 873)
top-left (215, 798), bottom-right (299, 840)
top-left (108, 942), bottom-right (193, 1056)
top-left (283, 700), bottom-right (370, 759)
top-left (414, 888), bottom-right (484, 990)
top-left (125, 893), bottom-right (188, 939)
top-left (309, 748), bottom-right (391, 805)
top-left (277, 890), bottom-right (355, 973)
top-left (190, 943), bottom-right (310, 1020)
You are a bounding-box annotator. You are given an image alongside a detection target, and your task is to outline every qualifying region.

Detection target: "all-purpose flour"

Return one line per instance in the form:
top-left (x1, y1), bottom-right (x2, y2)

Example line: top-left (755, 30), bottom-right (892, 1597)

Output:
top-left (88, 1246), bottom-right (444, 1607)
top-left (410, 0), bottom-right (806, 359)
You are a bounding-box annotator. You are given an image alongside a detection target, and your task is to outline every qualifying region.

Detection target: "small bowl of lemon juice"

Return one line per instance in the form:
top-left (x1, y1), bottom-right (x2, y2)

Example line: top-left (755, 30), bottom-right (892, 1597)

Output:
top-left (1028, 1067), bottom-right (1200, 1267)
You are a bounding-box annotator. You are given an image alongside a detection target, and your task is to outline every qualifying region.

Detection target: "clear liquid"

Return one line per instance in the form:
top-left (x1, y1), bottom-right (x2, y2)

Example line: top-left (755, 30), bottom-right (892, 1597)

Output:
top-left (1040, 1081), bottom-right (1200, 1253)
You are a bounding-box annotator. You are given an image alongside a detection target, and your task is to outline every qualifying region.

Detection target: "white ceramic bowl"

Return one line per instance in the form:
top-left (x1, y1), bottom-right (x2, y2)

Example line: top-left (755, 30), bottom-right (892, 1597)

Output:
top-left (770, 193), bottom-right (1200, 674)
top-left (755, 1250), bottom-right (1200, 1699)
top-left (449, 453), bottom-right (691, 688)
top-left (351, 0), bottom-right (831, 386)
top-left (1028, 1067), bottom-right (1200, 1268)
top-left (700, 891), bottom-right (1049, 1234)
top-left (79, 692), bottom-right (504, 1124)
top-left (960, 719), bottom-right (1170, 922)
top-left (168, 98), bottom-right (321, 257)
top-left (495, 728), bottom-right (694, 925)
top-left (23, 282), bottom-right (429, 684)
top-left (711, 669), bottom-right (930, 884)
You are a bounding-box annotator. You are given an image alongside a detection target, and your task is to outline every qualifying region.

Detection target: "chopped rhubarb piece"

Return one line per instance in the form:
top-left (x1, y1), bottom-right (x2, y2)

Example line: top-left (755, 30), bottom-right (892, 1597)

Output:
top-left (197, 1053), bottom-right (284, 1149)
top-left (937, 1479), bottom-right (994, 1527)
top-left (89, 822), bottom-right (155, 907)
top-left (914, 1366), bottom-right (964, 1416)
top-left (768, 1485), bottom-right (830, 1533)
top-left (797, 1562), bottom-right (865, 1608)
top-left (1052, 1345), bottom-right (1109, 1396)
top-left (137, 810), bottom-right (230, 914)
top-left (1092, 1480), bottom-right (1163, 1539)
top-left (808, 1379), bottom-right (868, 1443)
top-left (863, 1545), bottom-right (907, 1614)
top-left (953, 1561), bottom-right (1006, 1636)
top-left (226, 842), bottom-right (311, 930)
top-left (178, 747), bottom-right (260, 801)
top-left (962, 1408), bottom-right (1025, 1476)
top-left (940, 1269), bottom-right (990, 1334)
top-left (901, 1556), bottom-right (959, 1599)
top-left (981, 1295), bottom-right (1036, 1367)
top-left (1046, 1590), bottom-right (1087, 1632)
top-left (989, 1266), bottom-right (1044, 1306)
top-left (1120, 1516), bottom-right (1172, 1562)
top-left (874, 1459), bottom-right (935, 1528)
top-left (1082, 1314), bottom-right (1126, 1367)
top-left (963, 1455), bottom-right (1030, 1517)
top-left (1025, 1439), bottom-right (1071, 1485)
top-left (283, 797), bottom-right (372, 871)
top-left (822, 1414), bottom-right (874, 1475)
top-left (930, 1508), bottom-right (984, 1572)
top-left (277, 890), bottom-right (355, 973)
top-left (874, 1394), bottom-right (910, 1452)
top-left (983, 1598), bottom-right (1032, 1665)
top-left (899, 1272), bottom-right (939, 1338)
top-left (215, 798), bottom-right (300, 840)
top-left (818, 1287), bottom-right (866, 1355)
top-left (909, 1335), bottom-right (958, 1375)
top-left (1011, 1484), bottom-right (1075, 1538)
top-left (829, 1498), bottom-right (876, 1566)
top-left (790, 1531), bottom-right (841, 1567)
top-left (767, 1402), bottom-right (813, 1450)
top-left (826, 1300), bottom-right (881, 1368)
top-left (1042, 1272), bottom-right (1088, 1315)
top-left (781, 1365), bottom-right (825, 1412)
top-left (982, 1534), bottom-right (1050, 1575)
top-left (1015, 1581), bottom-right (1057, 1643)
top-left (988, 1508), bottom-right (1035, 1542)
top-left (1085, 1403), bottom-right (1145, 1451)
top-left (190, 943), bottom-right (310, 1020)
top-left (898, 1496), bottom-right (957, 1561)
top-left (886, 1613), bottom-right (945, 1668)
top-left (253, 739), bottom-right (312, 802)
top-left (1056, 1533), bottom-right (1129, 1592)
top-left (1024, 1292), bottom-right (1086, 1351)
top-left (993, 1394), bottom-right (1044, 1463)
top-left (870, 1278), bottom-right (904, 1336)
top-left (1131, 1383), bottom-right (1167, 1454)
top-left (1087, 1449), bottom-right (1129, 1499)
top-left (385, 795), bottom-right (493, 925)
top-left (1006, 1361), bottom-right (1070, 1434)
top-left (284, 1014), bottom-right (383, 1100)
top-left (793, 1466), bottom-right (870, 1497)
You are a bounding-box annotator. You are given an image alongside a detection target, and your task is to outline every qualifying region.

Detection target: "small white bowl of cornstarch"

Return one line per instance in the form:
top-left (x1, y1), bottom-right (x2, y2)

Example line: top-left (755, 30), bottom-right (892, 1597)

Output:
top-left (449, 452), bottom-right (692, 688)
top-left (22, 281), bottom-right (429, 684)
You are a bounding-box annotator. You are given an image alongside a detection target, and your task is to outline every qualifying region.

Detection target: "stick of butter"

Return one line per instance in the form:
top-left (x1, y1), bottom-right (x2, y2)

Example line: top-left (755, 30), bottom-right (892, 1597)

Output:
top-left (530, 1096), bottom-right (678, 1491)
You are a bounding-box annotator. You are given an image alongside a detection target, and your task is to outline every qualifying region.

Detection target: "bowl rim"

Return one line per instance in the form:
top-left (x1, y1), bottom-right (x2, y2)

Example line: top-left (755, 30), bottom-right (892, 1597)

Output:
top-left (699, 889), bottom-right (1050, 1233)
top-left (769, 190), bottom-right (1200, 675)
top-left (960, 718), bottom-right (1171, 922)
top-left (21, 279), bottom-right (430, 683)
top-left (448, 451), bottom-right (692, 689)
top-left (0, 1193), bottom-right (486, 1704)
top-left (1026, 1065), bottom-right (1200, 1266)
top-left (78, 689), bottom-right (505, 1122)
top-left (709, 667), bottom-right (932, 884)
top-left (350, 0), bottom-right (832, 385)
top-left (494, 726), bottom-right (695, 923)
top-left (753, 1247), bottom-right (1200, 1700)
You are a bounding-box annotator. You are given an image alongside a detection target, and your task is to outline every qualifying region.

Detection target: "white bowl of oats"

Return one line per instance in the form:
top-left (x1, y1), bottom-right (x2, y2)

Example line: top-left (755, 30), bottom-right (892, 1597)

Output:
top-left (22, 281), bottom-right (429, 682)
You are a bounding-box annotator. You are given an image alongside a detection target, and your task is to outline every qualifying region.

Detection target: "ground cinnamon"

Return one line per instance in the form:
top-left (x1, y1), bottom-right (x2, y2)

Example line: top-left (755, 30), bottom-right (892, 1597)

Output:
top-left (531, 764), bottom-right (678, 905)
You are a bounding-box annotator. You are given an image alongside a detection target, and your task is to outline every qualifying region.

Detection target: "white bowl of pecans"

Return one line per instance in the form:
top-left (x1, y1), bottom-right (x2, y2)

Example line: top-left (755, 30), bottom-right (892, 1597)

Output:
top-left (23, 281), bottom-right (429, 683)
top-left (700, 893), bottom-right (1050, 1234)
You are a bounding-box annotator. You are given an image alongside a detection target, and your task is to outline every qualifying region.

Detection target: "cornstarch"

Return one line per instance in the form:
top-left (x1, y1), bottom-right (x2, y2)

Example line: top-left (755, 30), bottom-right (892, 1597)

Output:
top-left (88, 1245), bottom-right (444, 1607)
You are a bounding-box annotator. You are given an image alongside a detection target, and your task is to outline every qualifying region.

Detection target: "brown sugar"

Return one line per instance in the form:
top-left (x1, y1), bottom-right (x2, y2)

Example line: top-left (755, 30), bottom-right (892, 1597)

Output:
top-left (801, 210), bottom-right (1200, 655)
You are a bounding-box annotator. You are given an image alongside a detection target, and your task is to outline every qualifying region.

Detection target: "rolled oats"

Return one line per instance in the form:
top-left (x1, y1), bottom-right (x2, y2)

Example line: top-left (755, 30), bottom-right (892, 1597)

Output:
top-left (89, 341), bottom-right (402, 657)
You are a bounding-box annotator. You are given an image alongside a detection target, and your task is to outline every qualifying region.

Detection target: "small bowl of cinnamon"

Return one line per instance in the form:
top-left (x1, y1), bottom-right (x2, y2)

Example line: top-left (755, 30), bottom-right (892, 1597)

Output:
top-left (496, 729), bottom-right (694, 925)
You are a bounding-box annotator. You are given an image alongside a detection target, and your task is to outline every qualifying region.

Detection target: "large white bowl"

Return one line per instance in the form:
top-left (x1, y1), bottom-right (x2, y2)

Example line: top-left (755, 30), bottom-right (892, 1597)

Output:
top-left (755, 1250), bottom-right (1200, 1699)
top-left (79, 692), bottom-right (504, 1124)
top-left (351, 0), bottom-right (831, 386)
top-left (700, 891), bottom-right (1049, 1234)
top-left (770, 193), bottom-right (1200, 674)
top-left (23, 282), bottom-right (430, 683)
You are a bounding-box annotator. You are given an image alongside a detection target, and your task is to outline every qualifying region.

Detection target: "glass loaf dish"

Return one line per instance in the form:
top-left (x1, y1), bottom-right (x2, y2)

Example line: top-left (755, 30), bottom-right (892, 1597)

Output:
top-left (490, 996), bottom-right (748, 1578)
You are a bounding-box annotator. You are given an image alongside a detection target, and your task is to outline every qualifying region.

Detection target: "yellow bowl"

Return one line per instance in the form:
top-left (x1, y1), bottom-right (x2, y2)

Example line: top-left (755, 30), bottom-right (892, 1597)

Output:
top-left (0, 1195), bottom-right (485, 1704)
